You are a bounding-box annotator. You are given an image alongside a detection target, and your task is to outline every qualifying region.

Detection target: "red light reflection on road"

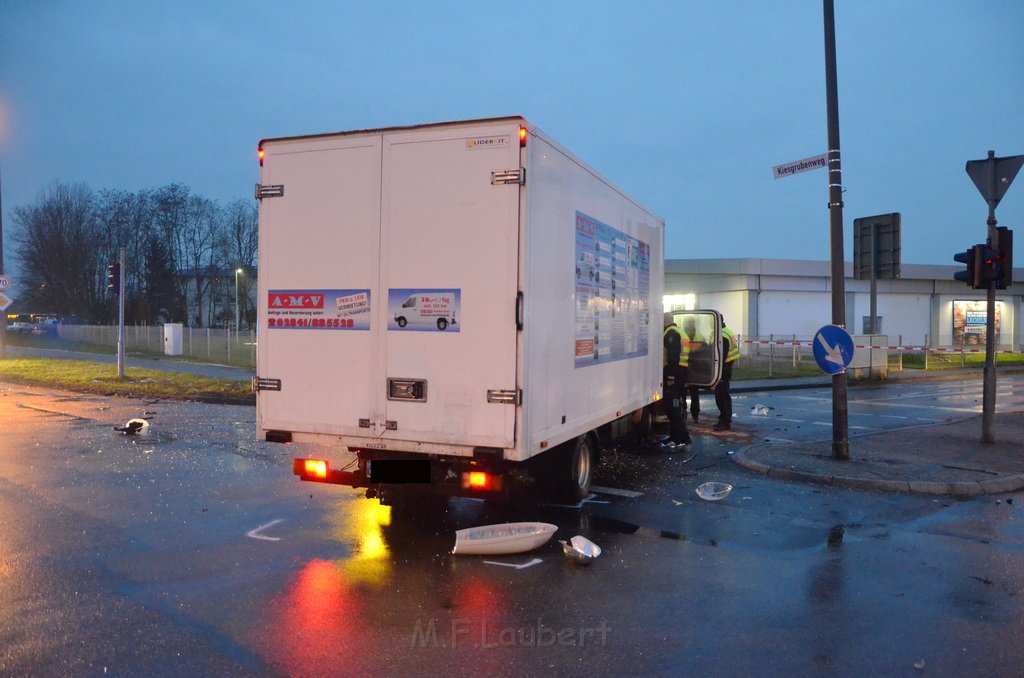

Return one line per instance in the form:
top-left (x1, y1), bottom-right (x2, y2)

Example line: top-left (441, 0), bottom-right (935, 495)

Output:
top-left (253, 559), bottom-right (368, 671)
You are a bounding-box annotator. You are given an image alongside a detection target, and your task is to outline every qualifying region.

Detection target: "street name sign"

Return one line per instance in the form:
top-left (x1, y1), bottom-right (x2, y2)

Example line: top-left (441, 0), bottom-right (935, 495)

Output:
top-left (813, 324), bottom-right (854, 375)
top-left (773, 153), bottom-right (828, 179)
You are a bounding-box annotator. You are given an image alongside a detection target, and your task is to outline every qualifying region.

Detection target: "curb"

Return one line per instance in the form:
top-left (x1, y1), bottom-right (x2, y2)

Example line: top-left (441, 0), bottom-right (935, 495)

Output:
top-left (732, 365), bottom-right (1024, 394)
top-left (731, 449), bottom-right (1024, 497)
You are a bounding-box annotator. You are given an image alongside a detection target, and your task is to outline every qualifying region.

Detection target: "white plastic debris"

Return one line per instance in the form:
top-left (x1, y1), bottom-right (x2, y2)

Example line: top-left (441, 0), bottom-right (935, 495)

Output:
top-left (696, 482), bottom-right (733, 501)
top-left (750, 404), bottom-right (771, 416)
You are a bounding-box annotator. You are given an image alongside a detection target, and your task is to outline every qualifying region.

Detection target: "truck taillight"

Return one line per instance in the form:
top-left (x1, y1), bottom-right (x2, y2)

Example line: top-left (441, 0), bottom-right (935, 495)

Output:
top-left (258, 148), bottom-right (265, 166)
top-left (462, 471), bottom-right (502, 491)
top-left (304, 459), bottom-right (328, 479)
top-left (519, 126), bottom-right (527, 147)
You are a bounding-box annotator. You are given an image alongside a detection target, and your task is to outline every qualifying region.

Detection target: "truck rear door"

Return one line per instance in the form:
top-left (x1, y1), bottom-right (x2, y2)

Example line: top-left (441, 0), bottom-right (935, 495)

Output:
top-left (379, 123), bottom-right (521, 449)
top-left (256, 135), bottom-right (384, 440)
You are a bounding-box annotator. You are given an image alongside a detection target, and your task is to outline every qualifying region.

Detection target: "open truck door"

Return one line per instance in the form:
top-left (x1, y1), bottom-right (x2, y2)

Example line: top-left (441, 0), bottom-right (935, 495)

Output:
top-left (669, 310), bottom-right (723, 388)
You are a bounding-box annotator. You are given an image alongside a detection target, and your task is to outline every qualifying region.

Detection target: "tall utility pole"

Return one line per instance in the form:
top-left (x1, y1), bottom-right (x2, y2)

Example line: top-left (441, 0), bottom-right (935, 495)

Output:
top-left (823, 0), bottom-right (849, 460)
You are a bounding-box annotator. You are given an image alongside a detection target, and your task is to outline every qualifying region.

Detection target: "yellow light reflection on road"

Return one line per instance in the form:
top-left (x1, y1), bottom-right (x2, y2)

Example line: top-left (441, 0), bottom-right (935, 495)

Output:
top-left (332, 499), bottom-right (392, 586)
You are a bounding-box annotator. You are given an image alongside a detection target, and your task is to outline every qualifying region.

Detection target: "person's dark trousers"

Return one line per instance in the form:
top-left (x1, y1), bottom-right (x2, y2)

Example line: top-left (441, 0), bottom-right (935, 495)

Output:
top-left (663, 369), bottom-right (691, 444)
top-left (714, 361), bottom-right (734, 428)
top-left (686, 386), bottom-right (701, 421)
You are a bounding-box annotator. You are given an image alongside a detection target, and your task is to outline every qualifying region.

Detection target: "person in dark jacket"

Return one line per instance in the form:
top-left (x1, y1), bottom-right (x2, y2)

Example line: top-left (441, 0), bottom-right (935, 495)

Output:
top-left (662, 313), bottom-right (692, 447)
top-left (714, 322), bottom-right (741, 431)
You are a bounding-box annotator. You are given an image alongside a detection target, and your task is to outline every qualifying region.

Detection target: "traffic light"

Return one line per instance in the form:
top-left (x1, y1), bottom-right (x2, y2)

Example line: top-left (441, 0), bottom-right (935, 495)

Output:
top-left (977, 244), bottom-right (1000, 288)
top-left (993, 227), bottom-right (1014, 289)
top-left (954, 246), bottom-right (981, 288)
top-left (106, 262), bottom-right (121, 295)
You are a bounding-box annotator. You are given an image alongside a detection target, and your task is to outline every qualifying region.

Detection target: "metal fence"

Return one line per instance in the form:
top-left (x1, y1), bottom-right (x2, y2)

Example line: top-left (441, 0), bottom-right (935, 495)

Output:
top-left (58, 324), bottom-right (257, 370)
top-left (739, 334), bottom-right (1021, 377)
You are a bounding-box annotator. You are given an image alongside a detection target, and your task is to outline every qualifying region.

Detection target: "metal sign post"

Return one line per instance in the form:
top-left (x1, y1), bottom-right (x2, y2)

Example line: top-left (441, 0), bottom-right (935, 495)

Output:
top-left (853, 213), bottom-right (901, 334)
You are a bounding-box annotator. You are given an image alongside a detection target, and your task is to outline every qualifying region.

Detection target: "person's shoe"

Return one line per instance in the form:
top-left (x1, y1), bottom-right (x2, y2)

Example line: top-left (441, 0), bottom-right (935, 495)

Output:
top-left (713, 422), bottom-right (730, 431)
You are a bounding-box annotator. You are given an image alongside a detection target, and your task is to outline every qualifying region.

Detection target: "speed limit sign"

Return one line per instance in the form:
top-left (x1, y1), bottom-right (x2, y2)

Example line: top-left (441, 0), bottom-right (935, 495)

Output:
top-left (0, 275), bottom-right (9, 290)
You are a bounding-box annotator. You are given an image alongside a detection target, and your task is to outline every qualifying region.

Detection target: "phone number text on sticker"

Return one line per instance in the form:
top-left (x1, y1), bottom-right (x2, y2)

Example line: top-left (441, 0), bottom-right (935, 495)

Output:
top-left (266, 288), bottom-right (371, 330)
top-left (268, 317), bottom-right (357, 329)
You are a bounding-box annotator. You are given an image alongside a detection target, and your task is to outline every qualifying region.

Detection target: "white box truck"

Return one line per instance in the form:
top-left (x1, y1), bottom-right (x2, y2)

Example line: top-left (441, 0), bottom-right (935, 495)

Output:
top-left (254, 117), bottom-right (711, 504)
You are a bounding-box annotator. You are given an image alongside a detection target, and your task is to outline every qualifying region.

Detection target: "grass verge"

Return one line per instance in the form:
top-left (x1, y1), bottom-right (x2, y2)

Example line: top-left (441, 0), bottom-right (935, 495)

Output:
top-left (0, 358), bottom-right (254, 405)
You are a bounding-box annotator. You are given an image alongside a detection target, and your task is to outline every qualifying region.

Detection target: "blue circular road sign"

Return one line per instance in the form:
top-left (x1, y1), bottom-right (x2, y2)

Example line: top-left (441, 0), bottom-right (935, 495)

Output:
top-left (812, 325), bottom-right (854, 375)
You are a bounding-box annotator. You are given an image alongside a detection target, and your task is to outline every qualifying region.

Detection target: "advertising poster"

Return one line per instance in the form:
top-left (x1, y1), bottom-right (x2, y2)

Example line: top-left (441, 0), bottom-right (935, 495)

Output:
top-left (574, 211), bottom-right (650, 368)
top-left (388, 288), bottom-right (461, 332)
top-left (267, 289), bottom-right (371, 330)
top-left (952, 300), bottom-right (1001, 345)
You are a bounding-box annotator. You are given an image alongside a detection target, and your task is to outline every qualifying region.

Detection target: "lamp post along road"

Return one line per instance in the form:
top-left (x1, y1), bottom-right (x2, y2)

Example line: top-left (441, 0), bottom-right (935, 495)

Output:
top-left (234, 268), bottom-right (243, 331)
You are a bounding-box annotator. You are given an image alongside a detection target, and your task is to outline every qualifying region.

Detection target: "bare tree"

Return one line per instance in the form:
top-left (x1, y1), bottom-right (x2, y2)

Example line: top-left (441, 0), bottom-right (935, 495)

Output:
top-left (13, 182), bottom-right (257, 328)
top-left (176, 195), bottom-right (218, 326)
top-left (12, 183), bottom-right (106, 321)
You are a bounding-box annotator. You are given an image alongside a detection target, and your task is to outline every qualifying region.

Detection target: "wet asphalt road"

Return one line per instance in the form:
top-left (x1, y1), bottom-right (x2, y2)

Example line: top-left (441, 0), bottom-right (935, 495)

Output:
top-left (1, 378), bottom-right (1023, 676)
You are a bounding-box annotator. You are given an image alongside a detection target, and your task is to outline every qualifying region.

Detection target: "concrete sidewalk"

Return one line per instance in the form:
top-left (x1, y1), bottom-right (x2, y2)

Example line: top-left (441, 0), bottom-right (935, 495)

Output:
top-left (730, 410), bottom-right (1024, 497)
top-left (726, 366), bottom-right (1024, 496)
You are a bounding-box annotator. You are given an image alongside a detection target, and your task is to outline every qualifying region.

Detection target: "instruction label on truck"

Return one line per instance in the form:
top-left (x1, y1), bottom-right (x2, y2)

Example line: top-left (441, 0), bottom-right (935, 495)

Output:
top-left (388, 288), bottom-right (461, 332)
top-left (267, 289), bottom-right (371, 330)
top-left (574, 212), bottom-right (651, 367)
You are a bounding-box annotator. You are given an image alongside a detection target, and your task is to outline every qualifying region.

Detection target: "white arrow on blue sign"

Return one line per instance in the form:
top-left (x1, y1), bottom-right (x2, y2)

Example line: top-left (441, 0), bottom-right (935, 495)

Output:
top-left (812, 325), bottom-right (854, 375)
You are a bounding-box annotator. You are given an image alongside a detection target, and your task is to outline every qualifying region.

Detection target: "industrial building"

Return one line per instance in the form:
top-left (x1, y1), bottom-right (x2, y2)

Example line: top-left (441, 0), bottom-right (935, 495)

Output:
top-left (664, 258), bottom-right (1023, 350)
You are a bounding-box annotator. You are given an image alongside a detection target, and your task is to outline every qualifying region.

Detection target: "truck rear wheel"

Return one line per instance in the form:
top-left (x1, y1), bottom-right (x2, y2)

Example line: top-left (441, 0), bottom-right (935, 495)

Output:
top-left (552, 434), bottom-right (595, 503)
top-left (437, 318), bottom-right (448, 331)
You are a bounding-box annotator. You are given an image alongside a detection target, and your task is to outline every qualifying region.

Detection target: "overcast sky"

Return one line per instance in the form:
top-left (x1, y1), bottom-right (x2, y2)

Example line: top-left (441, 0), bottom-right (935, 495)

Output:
top-left (1, 1), bottom-right (1022, 274)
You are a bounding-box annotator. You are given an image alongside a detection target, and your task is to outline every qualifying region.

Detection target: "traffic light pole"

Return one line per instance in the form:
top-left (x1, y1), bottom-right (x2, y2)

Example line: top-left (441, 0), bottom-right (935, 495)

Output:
top-left (823, 0), bottom-right (849, 460)
top-left (982, 155), bottom-right (998, 444)
top-left (964, 150), bottom-right (1023, 442)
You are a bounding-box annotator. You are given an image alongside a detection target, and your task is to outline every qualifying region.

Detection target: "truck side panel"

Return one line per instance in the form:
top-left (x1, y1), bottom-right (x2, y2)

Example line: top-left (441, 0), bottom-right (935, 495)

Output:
top-left (517, 130), bottom-right (664, 460)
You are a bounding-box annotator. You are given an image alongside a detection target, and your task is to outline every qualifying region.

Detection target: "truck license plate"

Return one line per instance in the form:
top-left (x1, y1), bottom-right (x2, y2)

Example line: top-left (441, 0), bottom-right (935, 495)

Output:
top-left (368, 460), bottom-right (431, 484)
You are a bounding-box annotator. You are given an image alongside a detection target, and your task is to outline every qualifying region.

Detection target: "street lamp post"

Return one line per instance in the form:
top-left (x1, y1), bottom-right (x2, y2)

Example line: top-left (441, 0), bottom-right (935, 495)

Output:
top-left (234, 268), bottom-right (243, 330)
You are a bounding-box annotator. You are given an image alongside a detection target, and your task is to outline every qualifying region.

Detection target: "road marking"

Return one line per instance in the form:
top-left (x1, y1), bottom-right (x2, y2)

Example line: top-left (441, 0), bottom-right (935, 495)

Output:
top-left (543, 494), bottom-right (609, 508)
top-left (484, 558), bottom-right (542, 570)
top-left (590, 485), bottom-right (643, 498)
top-left (246, 519), bottom-right (285, 541)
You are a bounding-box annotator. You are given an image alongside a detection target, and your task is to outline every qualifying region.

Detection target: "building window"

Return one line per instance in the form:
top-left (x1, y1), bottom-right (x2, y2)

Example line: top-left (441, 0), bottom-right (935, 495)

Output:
top-left (663, 294), bottom-right (696, 312)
